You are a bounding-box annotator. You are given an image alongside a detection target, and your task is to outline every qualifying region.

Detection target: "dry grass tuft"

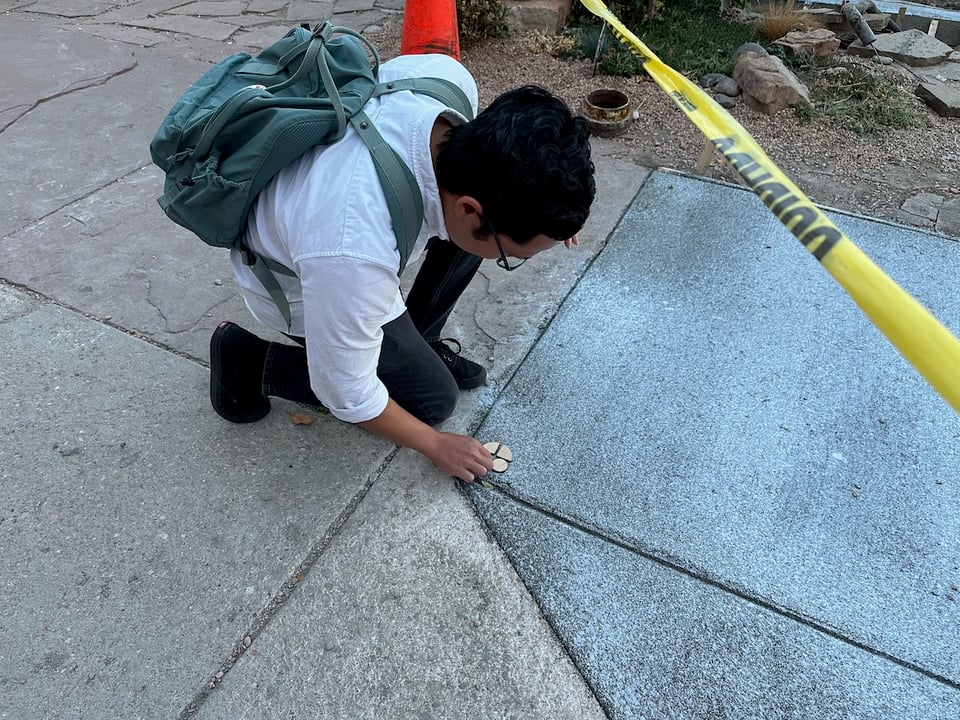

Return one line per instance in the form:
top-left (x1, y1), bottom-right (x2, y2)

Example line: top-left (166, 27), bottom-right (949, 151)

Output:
top-left (755, 0), bottom-right (823, 40)
top-left (523, 29), bottom-right (578, 57)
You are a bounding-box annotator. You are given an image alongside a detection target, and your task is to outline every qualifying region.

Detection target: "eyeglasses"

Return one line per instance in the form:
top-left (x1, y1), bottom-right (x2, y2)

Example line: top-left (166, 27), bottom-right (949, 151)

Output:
top-left (483, 215), bottom-right (526, 271)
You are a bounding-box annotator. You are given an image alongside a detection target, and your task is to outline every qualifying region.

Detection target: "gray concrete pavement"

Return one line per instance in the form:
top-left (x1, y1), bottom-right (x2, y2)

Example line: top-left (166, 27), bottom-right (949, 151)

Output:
top-left (469, 171), bottom-right (960, 718)
top-left (1, 3), bottom-right (634, 717)
top-left (2, 2), bottom-right (959, 719)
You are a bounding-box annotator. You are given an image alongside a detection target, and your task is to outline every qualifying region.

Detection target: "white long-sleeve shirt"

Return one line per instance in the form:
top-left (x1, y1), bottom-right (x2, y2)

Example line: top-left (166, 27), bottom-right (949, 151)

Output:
top-left (230, 54), bottom-right (479, 423)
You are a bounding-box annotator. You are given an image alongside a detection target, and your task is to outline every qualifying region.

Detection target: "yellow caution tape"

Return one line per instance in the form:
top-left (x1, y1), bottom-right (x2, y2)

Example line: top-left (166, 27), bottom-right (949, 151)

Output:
top-left (580, 0), bottom-right (960, 413)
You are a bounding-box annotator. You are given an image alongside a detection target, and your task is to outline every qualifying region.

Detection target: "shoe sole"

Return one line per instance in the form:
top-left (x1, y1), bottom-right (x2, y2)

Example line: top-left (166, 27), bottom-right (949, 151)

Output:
top-left (209, 322), bottom-right (271, 423)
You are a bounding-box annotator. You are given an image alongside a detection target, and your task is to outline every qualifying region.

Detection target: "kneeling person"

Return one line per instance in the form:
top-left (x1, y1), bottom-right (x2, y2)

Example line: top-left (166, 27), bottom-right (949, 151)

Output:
top-left (210, 54), bottom-right (596, 484)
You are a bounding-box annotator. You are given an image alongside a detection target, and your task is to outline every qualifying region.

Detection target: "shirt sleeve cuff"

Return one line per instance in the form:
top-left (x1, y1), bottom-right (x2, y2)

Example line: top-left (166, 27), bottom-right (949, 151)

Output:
top-left (325, 382), bottom-right (390, 425)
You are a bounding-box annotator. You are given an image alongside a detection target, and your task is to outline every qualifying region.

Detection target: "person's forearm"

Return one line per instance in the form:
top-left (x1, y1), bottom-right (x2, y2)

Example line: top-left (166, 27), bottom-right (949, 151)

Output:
top-left (359, 398), bottom-right (440, 456)
top-left (359, 398), bottom-right (493, 482)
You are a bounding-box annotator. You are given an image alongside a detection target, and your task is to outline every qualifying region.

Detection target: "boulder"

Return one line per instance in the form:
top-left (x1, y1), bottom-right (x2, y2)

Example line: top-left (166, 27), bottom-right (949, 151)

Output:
top-left (847, 29), bottom-right (954, 67)
top-left (772, 28), bottom-right (841, 57)
top-left (733, 52), bottom-right (811, 114)
top-left (732, 42), bottom-right (769, 62)
top-left (504, 0), bottom-right (572, 32)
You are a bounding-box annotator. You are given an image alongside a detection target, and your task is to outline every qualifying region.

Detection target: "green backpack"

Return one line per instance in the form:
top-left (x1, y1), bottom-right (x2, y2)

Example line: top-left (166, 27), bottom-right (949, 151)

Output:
top-left (150, 21), bottom-right (473, 328)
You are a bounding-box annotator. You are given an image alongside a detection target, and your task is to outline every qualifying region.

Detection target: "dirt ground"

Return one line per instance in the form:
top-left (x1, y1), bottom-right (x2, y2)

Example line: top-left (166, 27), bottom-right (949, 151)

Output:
top-left (376, 19), bottom-right (959, 233)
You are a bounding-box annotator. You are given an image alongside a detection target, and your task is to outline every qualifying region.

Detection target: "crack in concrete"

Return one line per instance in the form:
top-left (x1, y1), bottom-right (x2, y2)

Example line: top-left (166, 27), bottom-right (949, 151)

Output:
top-left (470, 270), bottom-right (498, 347)
top-left (0, 60), bottom-right (138, 134)
top-left (144, 276), bottom-right (171, 326)
top-left (0, 273), bottom-right (207, 364)
top-left (186, 294), bottom-right (238, 336)
top-left (9, 163), bottom-right (152, 238)
top-left (177, 448), bottom-right (401, 718)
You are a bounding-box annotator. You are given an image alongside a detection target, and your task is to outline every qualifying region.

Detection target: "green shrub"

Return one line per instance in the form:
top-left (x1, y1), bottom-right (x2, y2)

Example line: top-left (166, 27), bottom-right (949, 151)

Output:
top-left (567, 0), bottom-right (763, 77)
top-left (560, 0), bottom-right (932, 136)
top-left (457, 0), bottom-right (510, 47)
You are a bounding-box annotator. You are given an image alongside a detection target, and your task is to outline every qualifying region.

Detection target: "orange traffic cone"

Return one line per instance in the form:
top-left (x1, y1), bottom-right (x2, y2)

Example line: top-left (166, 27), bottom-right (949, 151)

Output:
top-left (400, 0), bottom-right (461, 60)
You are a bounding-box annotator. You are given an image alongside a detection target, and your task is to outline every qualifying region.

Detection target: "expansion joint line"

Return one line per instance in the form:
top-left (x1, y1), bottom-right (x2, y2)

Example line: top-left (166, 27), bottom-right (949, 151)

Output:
top-left (177, 447), bottom-right (401, 718)
top-left (477, 480), bottom-right (960, 692)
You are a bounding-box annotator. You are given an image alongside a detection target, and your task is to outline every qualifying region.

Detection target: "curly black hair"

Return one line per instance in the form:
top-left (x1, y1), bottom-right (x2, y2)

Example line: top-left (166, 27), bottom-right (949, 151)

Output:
top-left (436, 86), bottom-right (596, 245)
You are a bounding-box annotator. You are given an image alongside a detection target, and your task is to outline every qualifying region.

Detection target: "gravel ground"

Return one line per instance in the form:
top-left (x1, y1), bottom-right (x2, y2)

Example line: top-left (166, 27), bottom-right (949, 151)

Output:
top-left (374, 19), bottom-right (959, 230)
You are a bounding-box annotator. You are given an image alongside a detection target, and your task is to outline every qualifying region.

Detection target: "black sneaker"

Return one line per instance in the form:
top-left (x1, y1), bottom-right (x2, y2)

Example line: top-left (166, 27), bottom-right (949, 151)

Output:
top-left (430, 338), bottom-right (487, 390)
top-left (209, 321), bottom-right (271, 423)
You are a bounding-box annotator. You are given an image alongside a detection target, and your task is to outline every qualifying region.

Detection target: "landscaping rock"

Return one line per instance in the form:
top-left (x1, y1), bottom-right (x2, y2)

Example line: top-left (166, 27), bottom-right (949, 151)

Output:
top-left (714, 93), bottom-right (737, 109)
top-left (847, 29), bottom-right (954, 67)
top-left (915, 81), bottom-right (960, 117)
top-left (700, 73), bottom-right (740, 97)
top-left (772, 29), bottom-right (841, 57)
top-left (900, 192), bottom-right (944, 223)
top-left (699, 72), bottom-right (727, 88)
top-left (504, 0), bottom-right (572, 32)
top-left (715, 76), bottom-right (740, 97)
top-left (732, 42), bottom-right (768, 62)
top-left (936, 196), bottom-right (960, 237)
top-left (733, 52), bottom-right (811, 114)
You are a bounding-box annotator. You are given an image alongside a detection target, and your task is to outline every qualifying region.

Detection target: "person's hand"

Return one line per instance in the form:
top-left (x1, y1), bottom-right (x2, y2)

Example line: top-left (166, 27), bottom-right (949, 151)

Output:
top-left (425, 432), bottom-right (494, 483)
top-left (563, 234), bottom-right (580, 249)
top-left (359, 401), bottom-right (493, 483)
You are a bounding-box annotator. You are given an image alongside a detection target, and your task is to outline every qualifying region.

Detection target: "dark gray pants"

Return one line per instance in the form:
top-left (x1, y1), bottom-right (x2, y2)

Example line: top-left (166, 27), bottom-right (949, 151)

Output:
top-left (262, 239), bottom-right (482, 425)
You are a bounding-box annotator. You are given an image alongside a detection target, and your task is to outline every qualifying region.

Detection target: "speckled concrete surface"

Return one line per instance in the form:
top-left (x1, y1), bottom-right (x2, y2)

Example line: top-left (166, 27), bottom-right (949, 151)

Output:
top-left (470, 170), bottom-right (960, 718)
top-left (471, 493), bottom-right (960, 720)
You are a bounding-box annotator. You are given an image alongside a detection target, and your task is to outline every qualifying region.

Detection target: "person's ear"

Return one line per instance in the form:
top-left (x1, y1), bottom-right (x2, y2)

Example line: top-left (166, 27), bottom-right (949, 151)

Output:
top-left (454, 195), bottom-right (483, 220)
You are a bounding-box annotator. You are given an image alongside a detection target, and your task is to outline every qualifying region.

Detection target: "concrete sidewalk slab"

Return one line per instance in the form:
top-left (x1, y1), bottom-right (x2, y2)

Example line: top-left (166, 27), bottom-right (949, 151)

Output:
top-left (22, 0), bottom-right (118, 17)
top-left (80, 23), bottom-right (173, 48)
top-left (0, 282), bottom-right (610, 719)
top-left (469, 170), bottom-right (960, 717)
top-left (0, 17), bottom-right (136, 128)
top-left (119, 16), bottom-right (239, 42)
top-left (472, 493), bottom-right (960, 720)
top-left (165, 1), bottom-right (250, 16)
top-left (2, 40), bottom-right (206, 238)
top-left (0, 286), bottom-right (394, 717)
top-left (4, 165), bottom-right (252, 360)
top-left (193, 455), bottom-right (605, 720)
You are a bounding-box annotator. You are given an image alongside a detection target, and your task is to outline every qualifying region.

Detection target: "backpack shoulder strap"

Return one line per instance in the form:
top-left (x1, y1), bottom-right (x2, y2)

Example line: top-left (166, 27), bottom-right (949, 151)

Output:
top-left (240, 248), bottom-right (297, 329)
top-left (349, 110), bottom-right (421, 273)
top-left (372, 77), bottom-right (475, 120)
top-left (349, 77), bottom-right (474, 275)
